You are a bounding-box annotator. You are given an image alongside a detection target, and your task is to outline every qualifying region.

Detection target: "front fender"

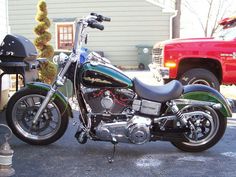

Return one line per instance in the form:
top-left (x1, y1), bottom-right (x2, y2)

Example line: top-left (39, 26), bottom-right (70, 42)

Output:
top-left (26, 82), bottom-right (73, 118)
top-left (183, 85), bottom-right (232, 117)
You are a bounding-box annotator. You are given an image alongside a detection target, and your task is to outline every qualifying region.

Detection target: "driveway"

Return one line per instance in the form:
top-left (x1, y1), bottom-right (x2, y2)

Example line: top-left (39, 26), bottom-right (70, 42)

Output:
top-left (1, 70), bottom-right (236, 177)
top-left (1, 110), bottom-right (236, 177)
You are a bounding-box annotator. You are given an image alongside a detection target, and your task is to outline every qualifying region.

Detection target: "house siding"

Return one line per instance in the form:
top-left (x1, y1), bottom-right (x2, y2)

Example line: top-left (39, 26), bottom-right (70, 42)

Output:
top-left (0, 0), bottom-right (10, 94)
top-left (8, 0), bottom-right (174, 66)
top-left (0, 0), bottom-right (8, 41)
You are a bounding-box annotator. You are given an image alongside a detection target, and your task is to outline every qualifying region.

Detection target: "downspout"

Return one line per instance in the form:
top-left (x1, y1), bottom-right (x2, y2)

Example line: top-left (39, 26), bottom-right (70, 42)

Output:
top-left (145, 0), bottom-right (178, 39)
top-left (171, 0), bottom-right (181, 39)
top-left (169, 10), bottom-right (178, 39)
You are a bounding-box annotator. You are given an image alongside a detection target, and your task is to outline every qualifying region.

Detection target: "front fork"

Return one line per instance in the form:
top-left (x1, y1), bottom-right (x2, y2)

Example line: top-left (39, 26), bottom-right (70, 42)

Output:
top-left (32, 21), bottom-right (88, 125)
top-left (32, 85), bottom-right (58, 124)
top-left (32, 56), bottom-right (74, 125)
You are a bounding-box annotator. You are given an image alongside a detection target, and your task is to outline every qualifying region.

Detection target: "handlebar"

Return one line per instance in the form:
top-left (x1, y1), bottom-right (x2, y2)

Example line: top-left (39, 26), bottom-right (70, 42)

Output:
top-left (88, 19), bottom-right (104, 30)
top-left (87, 13), bottom-right (111, 30)
top-left (90, 13), bottom-right (111, 22)
top-left (72, 13), bottom-right (111, 54)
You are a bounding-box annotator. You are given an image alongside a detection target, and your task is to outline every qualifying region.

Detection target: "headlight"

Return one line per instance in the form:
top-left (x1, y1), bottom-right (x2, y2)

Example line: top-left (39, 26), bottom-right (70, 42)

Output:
top-left (53, 52), bottom-right (69, 65)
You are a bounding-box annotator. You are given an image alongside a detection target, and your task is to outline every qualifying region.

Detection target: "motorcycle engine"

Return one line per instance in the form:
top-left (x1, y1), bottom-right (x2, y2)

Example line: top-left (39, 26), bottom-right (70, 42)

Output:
top-left (82, 87), bottom-right (134, 113)
top-left (82, 87), bottom-right (152, 144)
top-left (95, 116), bottom-right (152, 144)
top-left (100, 90), bottom-right (114, 110)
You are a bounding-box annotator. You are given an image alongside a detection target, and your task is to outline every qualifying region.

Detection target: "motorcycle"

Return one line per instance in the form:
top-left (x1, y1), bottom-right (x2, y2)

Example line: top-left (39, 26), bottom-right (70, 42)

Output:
top-left (6, 13), bottom-right (232, 157)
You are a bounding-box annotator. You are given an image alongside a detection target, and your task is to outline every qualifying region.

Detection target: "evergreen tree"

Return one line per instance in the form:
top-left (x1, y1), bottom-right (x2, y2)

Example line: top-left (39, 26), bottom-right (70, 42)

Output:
top-left (34, 0), bottom-right (56, 83)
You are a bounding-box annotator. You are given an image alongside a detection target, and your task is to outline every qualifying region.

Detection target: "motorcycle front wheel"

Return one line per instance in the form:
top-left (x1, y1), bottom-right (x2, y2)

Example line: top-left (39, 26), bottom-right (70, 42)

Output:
top-left (6, 87), bottom-right (69, 145)
top-left (171, 105), bottom-right (227, 152)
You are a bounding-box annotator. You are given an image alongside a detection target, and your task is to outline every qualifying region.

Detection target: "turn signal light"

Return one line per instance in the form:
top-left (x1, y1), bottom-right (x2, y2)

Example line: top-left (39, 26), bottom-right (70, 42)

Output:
top-left (165, 62), bottom-right (176, 68)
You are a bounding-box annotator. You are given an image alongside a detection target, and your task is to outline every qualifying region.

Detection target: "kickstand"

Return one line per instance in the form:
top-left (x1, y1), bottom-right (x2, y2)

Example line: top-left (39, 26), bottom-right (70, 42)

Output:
top-left (108, 137), bottom-right (118, 163)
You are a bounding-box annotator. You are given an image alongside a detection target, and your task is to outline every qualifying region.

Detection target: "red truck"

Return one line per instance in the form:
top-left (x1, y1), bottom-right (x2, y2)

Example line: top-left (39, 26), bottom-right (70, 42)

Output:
top-left (150, 16), bottom-right (236, 91)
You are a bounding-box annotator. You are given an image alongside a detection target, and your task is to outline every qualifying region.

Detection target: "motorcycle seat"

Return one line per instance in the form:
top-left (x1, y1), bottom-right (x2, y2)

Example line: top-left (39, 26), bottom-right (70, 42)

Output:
top-left (133, 78), bottom-right (183, 102)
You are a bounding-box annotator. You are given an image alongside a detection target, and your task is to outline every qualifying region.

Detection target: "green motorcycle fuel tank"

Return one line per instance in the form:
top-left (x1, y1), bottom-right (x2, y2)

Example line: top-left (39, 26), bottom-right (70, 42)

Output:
top-left (80, 62), bottom-right (133, 88)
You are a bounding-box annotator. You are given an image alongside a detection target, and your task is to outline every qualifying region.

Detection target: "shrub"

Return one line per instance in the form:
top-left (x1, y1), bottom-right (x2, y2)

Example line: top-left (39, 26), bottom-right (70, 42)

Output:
top-left (34, 0), bottom-right (56, 84)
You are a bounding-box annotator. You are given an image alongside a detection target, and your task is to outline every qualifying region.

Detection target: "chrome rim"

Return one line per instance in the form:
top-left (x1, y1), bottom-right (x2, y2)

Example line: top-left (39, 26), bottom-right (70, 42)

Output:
top-left (12, 94), bottom-right (61, 141)
top-left (181, 106), bottom-right (219, 146)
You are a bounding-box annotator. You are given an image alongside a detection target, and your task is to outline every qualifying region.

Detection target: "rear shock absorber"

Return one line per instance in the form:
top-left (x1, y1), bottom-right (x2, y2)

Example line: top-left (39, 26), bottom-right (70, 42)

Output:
top-left (166, 101), bottom-right (188, 126)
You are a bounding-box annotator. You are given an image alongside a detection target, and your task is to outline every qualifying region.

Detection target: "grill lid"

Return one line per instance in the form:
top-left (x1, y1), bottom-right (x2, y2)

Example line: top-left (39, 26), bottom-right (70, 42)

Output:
top-left (0, 34), bottom-right (38, 62)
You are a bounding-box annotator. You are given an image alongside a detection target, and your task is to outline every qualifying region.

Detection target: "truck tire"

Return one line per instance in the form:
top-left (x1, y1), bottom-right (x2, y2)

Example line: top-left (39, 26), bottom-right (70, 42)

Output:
top-left (138, 63), bottom-right (145, 70)
top-left (179, 68), bottom-right (220, 91)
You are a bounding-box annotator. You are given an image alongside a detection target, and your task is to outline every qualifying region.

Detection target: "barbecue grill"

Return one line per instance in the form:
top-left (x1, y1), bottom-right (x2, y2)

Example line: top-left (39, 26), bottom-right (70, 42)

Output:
top-left (0, 34), bottom-right (40, 101)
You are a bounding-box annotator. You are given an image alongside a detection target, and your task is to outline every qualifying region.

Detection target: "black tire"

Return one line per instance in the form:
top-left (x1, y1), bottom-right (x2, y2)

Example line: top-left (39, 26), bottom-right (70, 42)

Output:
top-left (6, 87), bottom-right (69, 145)
top-left (179, 68), bottom-right (220, 91)
top-left (138, 63), bottom-right (145, 70)
top-left (171, 106), bottom-right (227, 152)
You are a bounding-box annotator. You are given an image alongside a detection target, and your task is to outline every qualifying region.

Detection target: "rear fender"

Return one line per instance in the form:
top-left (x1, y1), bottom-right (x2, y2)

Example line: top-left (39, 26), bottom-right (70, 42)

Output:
top-left (183, 85), bottom-right (232, 117)
top-left (26, 82), bottom-right (73, 118)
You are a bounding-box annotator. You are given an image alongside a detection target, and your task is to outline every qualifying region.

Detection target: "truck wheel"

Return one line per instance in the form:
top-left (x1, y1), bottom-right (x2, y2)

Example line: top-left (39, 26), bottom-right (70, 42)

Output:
top-left (179, 68), bottom-right (220, 91)
top-left (138, 63), bottom-right (145, 70)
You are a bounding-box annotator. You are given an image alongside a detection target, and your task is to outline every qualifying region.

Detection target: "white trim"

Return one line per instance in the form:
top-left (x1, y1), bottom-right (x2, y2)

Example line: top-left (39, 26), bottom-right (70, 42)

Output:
top-left (146, 0), bottom-right (177, 39)
top-left (0, 0), bottom-right (11, 91)
top-left (145, 0), bottom-right (175, 13)
top-left (54, 22), bottom-right (75, 51)
top-left (146, 0), bottom-right (165, 8)
top-left (6, 0), bottom-right (9, 33)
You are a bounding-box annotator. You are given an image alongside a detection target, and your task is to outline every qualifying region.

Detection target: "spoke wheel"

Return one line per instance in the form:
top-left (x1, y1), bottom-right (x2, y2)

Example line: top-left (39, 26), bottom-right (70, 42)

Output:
top-left (181, 106), bottom-right (218, 146)
top-left (171, 105), bottom-right (227, 152)
top-left (6, 88), bottom-right (69, 145)
top-left (12, 94), bottom-right (62, 141)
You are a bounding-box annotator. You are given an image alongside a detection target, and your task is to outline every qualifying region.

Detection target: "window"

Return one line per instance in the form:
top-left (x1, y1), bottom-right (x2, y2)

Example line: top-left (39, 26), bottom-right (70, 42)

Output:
top-left (57, 24), bottom-right (74, 50)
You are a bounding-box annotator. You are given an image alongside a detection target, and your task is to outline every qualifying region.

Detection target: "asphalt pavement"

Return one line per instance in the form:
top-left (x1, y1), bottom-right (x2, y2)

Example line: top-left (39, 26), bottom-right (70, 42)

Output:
top-left (1, 110), bottom-right (236, 177)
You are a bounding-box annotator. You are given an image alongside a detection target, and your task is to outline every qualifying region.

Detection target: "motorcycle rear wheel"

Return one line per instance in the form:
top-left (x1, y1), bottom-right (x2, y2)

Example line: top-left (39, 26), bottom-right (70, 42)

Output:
top-left (171, 105), bottom-right (227, 152)
top-left (6, 87), bottom-right (69, 145)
